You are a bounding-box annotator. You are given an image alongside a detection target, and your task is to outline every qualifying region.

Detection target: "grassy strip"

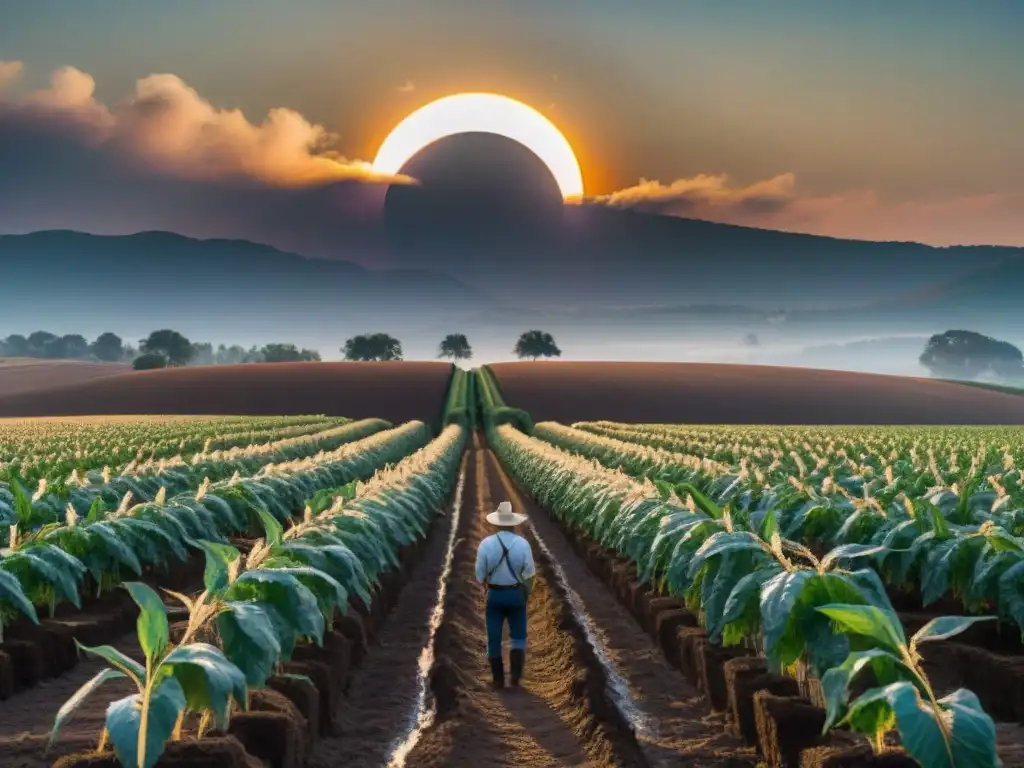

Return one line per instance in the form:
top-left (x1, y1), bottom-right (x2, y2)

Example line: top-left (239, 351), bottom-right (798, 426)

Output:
top-left (474, 365), bottom-right (533, 434)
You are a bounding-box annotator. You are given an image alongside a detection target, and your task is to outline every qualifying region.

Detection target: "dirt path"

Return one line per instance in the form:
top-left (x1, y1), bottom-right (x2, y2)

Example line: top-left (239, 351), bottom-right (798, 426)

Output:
top-left (405, 433), bottom-right (645, 768)
top-left (487, 451), bottom-right (756, 768)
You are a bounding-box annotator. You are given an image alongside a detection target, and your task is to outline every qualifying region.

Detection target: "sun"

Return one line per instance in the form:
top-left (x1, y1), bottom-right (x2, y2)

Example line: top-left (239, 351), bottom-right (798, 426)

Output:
top-left (373, 93), bottom-right (584, 200)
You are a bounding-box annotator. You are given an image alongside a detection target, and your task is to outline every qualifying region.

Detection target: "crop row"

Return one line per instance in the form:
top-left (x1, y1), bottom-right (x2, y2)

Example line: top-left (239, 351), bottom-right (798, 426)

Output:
top-left (534, 421), bottom-right (1024, 639)
top-left (0, 420), bottom-right (431, 645)
top-left (575, 421), bottom-right (1024, 485)
top-left (0, 418), bottom-right (395, 536)
top-left (0, 415), bottom-right (344, 484)
top-left (491, 422), bottom-right (1000, 767)
top-left (48, 422), bottom-right (466, 768)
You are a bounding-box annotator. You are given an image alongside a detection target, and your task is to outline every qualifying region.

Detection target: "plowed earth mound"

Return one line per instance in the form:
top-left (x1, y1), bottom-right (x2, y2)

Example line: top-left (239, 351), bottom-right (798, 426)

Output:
top-left (490, 362), bottom-right (1024, 425)
top-left (0, 362), bottom-right (452, 424)
top-left (0, 358), bottom-right (128, 396)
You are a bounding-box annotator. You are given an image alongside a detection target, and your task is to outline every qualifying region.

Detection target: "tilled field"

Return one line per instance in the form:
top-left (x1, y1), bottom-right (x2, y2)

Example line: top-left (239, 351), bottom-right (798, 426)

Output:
top-left (0, 431), bottom-right (764, 767)
top-left (488, 361), bottom-right (1024, 424)
top-left (19, 426), bottom-right (1024, 766)
top-left (0, 362), bottom-right (453, 424)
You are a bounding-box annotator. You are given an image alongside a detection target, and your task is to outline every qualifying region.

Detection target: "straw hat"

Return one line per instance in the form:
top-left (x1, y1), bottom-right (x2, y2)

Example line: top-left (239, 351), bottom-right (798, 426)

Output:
top-left (487, 501), bottom-right (528, 527)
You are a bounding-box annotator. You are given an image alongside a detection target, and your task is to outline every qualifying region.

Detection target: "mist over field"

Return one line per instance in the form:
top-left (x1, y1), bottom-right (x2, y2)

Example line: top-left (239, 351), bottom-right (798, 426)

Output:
top-left (1, 228), bottom-right (1021, 377)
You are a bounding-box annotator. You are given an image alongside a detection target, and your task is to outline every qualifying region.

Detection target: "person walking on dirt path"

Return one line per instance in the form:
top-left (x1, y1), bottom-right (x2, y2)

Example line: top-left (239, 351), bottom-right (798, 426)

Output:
top-left (475, 500), bottom-right (536, 689)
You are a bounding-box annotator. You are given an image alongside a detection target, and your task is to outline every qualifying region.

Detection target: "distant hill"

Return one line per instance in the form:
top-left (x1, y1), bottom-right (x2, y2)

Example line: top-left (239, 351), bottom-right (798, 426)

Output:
top-left (2, 222), bottom-right (1021, 363)
top-left (381, 201), bottom-right (1019, 308)
top-left (0, 231), bottom-right (486, 355)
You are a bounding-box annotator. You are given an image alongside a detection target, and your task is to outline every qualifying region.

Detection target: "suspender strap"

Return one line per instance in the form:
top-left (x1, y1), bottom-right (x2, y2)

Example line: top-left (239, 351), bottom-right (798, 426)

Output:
top-left (486, 533), bottom-right (522, 586)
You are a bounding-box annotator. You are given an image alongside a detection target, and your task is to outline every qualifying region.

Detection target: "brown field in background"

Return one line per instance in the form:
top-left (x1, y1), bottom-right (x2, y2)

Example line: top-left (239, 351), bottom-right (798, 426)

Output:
top-left (0, 358), bottom-right (129, 397)
top-left (490, 361), bottom-right (1024, 425)
top-left (0, 362), bottom-right (453, 425)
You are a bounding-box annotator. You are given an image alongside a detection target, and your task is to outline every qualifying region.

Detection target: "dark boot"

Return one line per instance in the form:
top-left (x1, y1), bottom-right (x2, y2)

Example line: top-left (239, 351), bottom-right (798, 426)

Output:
top-left (509, 649), bottom-right (525, 687)
top-left (489, 656), bottom-right (505, 689)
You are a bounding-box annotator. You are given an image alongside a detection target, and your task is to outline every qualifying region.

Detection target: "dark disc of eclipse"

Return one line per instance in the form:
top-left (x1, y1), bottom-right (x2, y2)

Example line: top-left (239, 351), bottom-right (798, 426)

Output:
top-left (383, 132), bottom-right (565, 253)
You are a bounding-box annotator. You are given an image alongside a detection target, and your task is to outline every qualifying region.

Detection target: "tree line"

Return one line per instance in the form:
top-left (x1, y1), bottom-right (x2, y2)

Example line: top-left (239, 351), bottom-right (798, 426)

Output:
top-left (0, 331), bottom-right (322, 369)
top-left (336, 330), bottom-right (562, 362)
top-left (2, 328), bottom-right (564, 368)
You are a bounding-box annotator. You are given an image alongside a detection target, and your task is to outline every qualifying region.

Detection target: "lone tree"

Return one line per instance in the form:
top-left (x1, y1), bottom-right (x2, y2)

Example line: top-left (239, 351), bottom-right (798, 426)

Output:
top-left (514, 330), bottom-right (562, 361)
top-left (438, 333), bottom-right (472, 361)
top-left (342, 333), bottom-right (403, 361)
top-left (919, 330), bottom-right (1024, 380)
top-left (261, 343), bottom-right (322, 363)
top-left (132, 352), bottom-right (167, 370)
top-left (90, 332), bottom-right (125, 362)
top-left (140, 329), bottom-right (195, 367)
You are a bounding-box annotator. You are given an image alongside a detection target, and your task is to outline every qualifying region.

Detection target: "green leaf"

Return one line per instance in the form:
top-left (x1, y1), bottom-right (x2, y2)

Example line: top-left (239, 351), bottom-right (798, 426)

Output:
top-left (193, 540), bottom-right (240, 595)
top-left (844, 682), bottom-right (952, 768)
top-left (87, 496), bottom-right (107, 522)
top-left (760, 569), bottom-right (815, 667)
top-left (677, 483), bottom-right (722, 519)
top-left (226, 570), bottom-right (324, 645)
top-left (218, 602), bottom-right (282, 687)
top-left (926, 504), bottom-right (951, 539)
top-left (939, 688), bottom-right (1000, 767)
top-left (124, 582), bottom-right (169, 663)
top-left (106, 678), bottom-right (187, 768)
top-left (716, 565), bottom-right (780, 641)
top-left (653, 479), bottom-right (674, 501)
top-left (760, 508), bottom-right (779, 542)
top-left (266, 565), bottom-right (347, 620)
top-left (817, 604), bottom-right (906, 655)
top-left (687, 531), bottom-right (766, 580)
top-left (88, 523), bottom-right (143, 575)
top-left (162, 642), bottom-right (247, 728)
top-left (254, 506), bottom-right (283, 548)
top-left (76, 641), bottom-right (146, 686)
top-left (49, 668), bottom-right (126, 748)
top-left (819, 649), bottom-right (916, 731)
top-left (912, 615), bottom-right (997, 647)
top-left (0, 568), bottom-right (39, 623)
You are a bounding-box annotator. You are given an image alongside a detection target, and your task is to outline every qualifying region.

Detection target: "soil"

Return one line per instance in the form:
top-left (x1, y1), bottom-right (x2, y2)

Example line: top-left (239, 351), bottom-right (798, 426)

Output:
top-left (0, 359), bottom-right (128, 397)
top-left (303, 453), bottom-right (469, 768)
top-left (462, 446), bottom-right (757, 767)
top-left (403, 435), bottom-right (648, 767)
top-left (488, 361), bottom-right (1024, 424)
top-left (0, 629), bottom-right (142, 766)
top-left (0, 361), bottom-right (453, 424)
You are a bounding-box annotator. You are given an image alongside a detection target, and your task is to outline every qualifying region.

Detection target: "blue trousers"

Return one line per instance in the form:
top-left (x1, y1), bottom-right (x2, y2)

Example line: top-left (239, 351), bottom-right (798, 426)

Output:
top-left (485, 588), bottom-right (527, 657)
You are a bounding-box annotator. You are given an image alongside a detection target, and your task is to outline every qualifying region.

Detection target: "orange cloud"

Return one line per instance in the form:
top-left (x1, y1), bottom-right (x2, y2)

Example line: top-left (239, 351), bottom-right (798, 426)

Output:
top-left (588, 172), bottom-right (797, 215)
top-left (591, 172), bottom-right (1024, 247)
top-left (0, 62), bottom-right (408, 187)
top-left (0, 60), bottom-right (23, 91)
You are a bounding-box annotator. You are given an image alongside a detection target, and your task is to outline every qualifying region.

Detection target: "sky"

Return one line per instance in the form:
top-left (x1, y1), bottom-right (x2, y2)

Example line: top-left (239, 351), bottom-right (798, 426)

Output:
top-left (1, 0), bottom-right (1023, 247)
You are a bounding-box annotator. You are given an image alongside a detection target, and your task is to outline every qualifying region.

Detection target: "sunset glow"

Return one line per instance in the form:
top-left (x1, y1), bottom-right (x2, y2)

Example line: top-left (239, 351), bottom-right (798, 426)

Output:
top-left (372, 93), bottom-right (584, 199)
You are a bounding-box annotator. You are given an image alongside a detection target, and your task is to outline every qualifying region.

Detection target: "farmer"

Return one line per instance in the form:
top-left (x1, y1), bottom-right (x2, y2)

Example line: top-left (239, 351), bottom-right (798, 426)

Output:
top-left (475, 500), bottom-right (536, 689)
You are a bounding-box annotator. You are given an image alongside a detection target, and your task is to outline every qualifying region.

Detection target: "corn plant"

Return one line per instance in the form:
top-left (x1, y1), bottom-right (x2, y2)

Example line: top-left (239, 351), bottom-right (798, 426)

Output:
top-left (489, 422), bottom-right (1002, 757)
top-left (818, 606), bottom-right (998, 767)
top-left (49, 582), bottom-right (247, 768)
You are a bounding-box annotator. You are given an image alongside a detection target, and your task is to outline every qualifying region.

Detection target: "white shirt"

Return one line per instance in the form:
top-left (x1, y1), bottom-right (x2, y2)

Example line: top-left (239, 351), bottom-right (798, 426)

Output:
top-left (475, 531), bottom-right (536, 586)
